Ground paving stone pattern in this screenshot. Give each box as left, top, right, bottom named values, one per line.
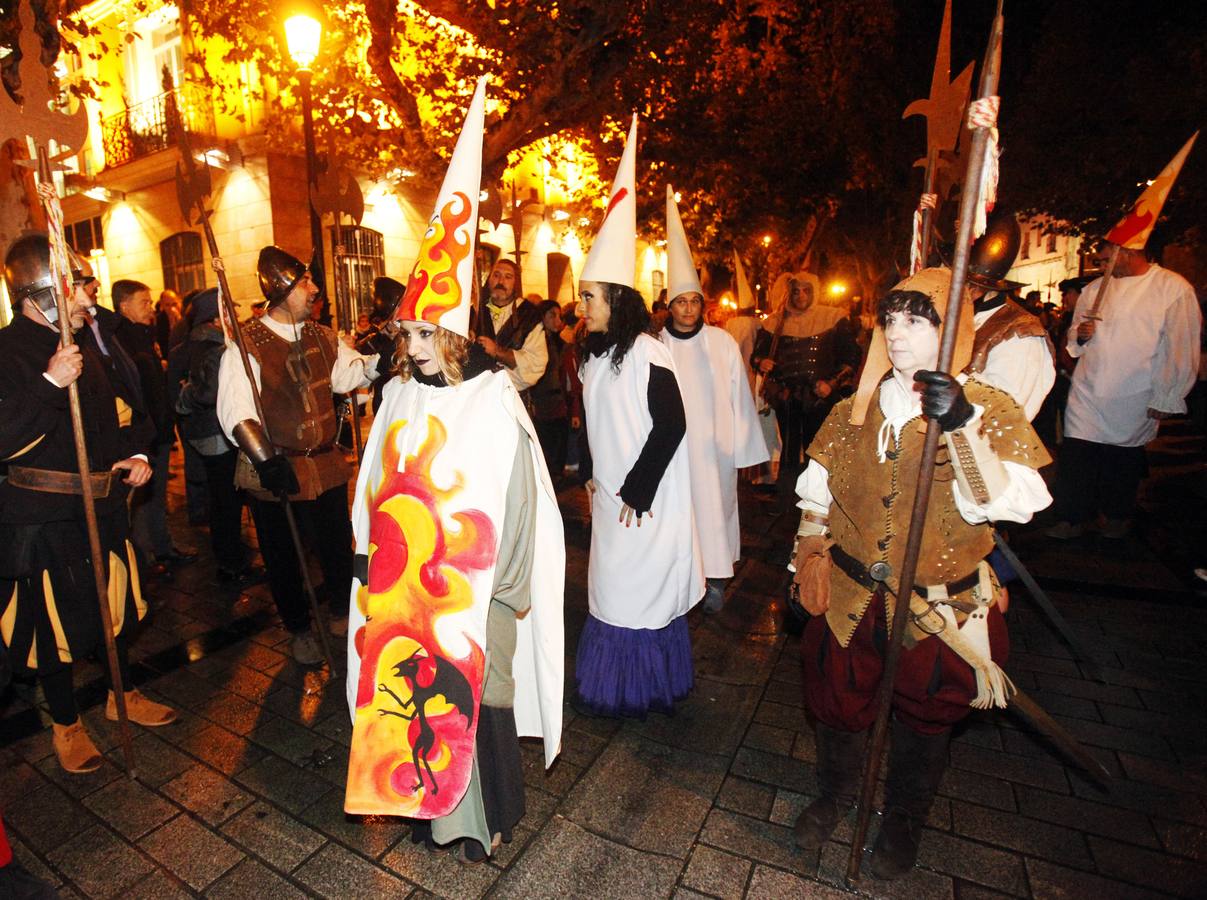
left=3, top=431, right=1207, bottom=898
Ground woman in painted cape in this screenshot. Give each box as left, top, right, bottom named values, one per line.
left=343, top=77, right=564, bottom=863
left=572, top=115, right=705, bottom=718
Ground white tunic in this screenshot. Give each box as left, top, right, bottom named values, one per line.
left=972, top=306, right=1056, bottom=422
left=1065, top=265, right=1201, bottom=447
left=583, top=333, right=704, bottom=628
left=661, top=325, right=770, bottom=578
left=724, top=314, right=760, bottom=394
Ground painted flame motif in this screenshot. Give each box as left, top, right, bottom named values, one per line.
left=345, top=416, right=498, bottom=817
left=396, top=191, right=473, bottom=325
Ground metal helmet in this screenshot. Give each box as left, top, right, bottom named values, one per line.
left=966, top=211, right=1021, bottom=291
left=372, top=276, right=404, bottom=319
left=257, top=245, right=310, bottom=308
left=4, top=232, right=59, bottom=321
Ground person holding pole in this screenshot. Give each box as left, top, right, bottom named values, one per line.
left=218, top=247, right=381, bottom=665
left=789, top=268, right=1051, bottom=878
left=0, top=233, right=177, bottom=774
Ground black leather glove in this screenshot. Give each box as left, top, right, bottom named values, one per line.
left=254, top=454, right=299, bottom=497
left=914, top=370, right=974, bottom=432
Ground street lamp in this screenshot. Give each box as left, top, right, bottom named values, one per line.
left=284, top=7, right=330, bottom=325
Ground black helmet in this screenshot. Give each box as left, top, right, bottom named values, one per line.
left=257, top=245, right=311, bottom=307
left=372, top=276, right=404, bottom=318
left=4, top=233, right=56, bottom=313
left=966, top=211, right=1022, bottom=291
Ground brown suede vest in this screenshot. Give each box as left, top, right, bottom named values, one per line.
left=968, top=299, right=1054, bottom=374
left=239, top=319, right=351, bottom=501
left=808, top=379, right=1050, bottom=647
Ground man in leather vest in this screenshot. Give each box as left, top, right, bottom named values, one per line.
left=475, top=258, right=548, bottom=393
left=962, top=212, right=1055, bottom=422
left=0, top=233, right=176, bottom=774
left=217, top=246, right=381, bottom=665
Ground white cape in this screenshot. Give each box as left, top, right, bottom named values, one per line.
left=346, top=371, right=564, bottom=770
left=661, top=325, right=769, bottom=577
left=583, top=333, right=704, bottom=628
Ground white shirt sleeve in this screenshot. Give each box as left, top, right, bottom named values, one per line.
left=952, top=459, right=1052, bottom=525
left=509, top=324, right=549, bottom=392
left=1148, top=280, right=1202, bottom=414
left=794, top=458, right=833, bottom=518
left=217, top=343, right=262, bottom=441
left=978, top=335, right=1056, bottom=421
left=331, top=339, right=379, bottom=394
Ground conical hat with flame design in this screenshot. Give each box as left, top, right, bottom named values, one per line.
left=394, top=76, right=488, bottom=338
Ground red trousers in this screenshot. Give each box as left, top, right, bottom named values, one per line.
left=802, top=593, right=1009, bottom=735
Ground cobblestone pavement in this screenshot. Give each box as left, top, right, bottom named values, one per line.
left=3, top=425, right=1207, bottom=899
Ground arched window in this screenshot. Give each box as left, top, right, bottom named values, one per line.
left=160, top=232, right=205, bottom=295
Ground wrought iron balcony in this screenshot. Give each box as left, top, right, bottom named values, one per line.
left=101, top=83, right=215, bottom=170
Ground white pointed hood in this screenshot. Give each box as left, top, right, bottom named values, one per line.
left=580, top=114, right=637, bottom=288
left=665, top=184, right=702, bottom=301
left=732, top=250, right=755, bottom=310
left=395, top=76, right=487, bottom=338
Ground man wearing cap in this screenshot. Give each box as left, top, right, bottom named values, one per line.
left=475, top=258, right=548, bottom=394
left=752, top=271, right=861, bottom=503
left=789, top=268, right=1051, bottom=878
left=0, top=233, right=176, bottom=774
left=962, top=213, right=1055, bottom=422
left=217, top=246, right=381, bottom=665
left=1047, top=242, right=1200, bottom=540
left=660, top=187, right=768, bottom=612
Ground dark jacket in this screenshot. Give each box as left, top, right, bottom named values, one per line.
left=114, top=317, right=173, bottom=447
left=171, top=321, right=227, bottom=442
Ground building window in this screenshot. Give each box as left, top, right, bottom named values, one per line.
left=1019, top=226, right=1030, bottom=260
left=652, top=269, right=666, bottom=302
left=1046, top=231, right=1058, bottom=254
left=331, top=225, right=385, bottom=318
left=66, top=216, right=104, bottom=256
left=160, top=232, right=206, bottom=295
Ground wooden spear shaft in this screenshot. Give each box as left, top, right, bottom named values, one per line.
left=37, top=146, right=137, bottom=778
left=845, top=1, right=1005, bottom=885
left=1083, top=243, right=1120, bottom=322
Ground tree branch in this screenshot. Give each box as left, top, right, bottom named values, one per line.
left=364, top=0, right=433, bottom=168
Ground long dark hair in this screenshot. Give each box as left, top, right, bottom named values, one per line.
left=580, top=282, right=651, bottom=372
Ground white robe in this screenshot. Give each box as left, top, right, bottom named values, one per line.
left=345, top=371, right=565, bottom=773
left=972, top=306, right=1056, bottom=422
left=583, top=333, right=704, bottom=628
left=1065, top=265, right=1201, bottom=447
left=661, top=325, right=769, bottom=578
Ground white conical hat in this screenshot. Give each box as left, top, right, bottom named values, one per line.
left=732, top=250, right=755, bottom=310
left=665, top=184, right=703, bottom=301
left=395, top=75, right=487, bottom=338
left=580, top=114, right=637, bottom=288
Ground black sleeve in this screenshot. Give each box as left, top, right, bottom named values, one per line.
left=834, top=319, right=862, bottom=369
left=751, top=327, right=773, bottom=367
left=618, top=364, right=686, bottom=514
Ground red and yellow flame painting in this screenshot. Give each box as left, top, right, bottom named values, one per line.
left=395, top=191, right=473, bottom=327
left=345, top=416, right=498, bottom=817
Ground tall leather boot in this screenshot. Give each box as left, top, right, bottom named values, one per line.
left=793, top=723, right=868, bottom=850
left=869, top=716, right=951, bottom=880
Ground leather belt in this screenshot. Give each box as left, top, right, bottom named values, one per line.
left=830, top=543, right=979, bottom=609
left=7, top=466, right=117, bottom=499
left=282, top=442, right=336, bottom=458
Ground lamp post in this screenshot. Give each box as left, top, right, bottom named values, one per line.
left=284, top=10, right=331, bottom=325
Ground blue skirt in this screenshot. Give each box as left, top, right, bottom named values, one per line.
left=574, top=613, right=693, bottom=718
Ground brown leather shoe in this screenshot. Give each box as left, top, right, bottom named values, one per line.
left=53, top=720, right=103, bottom=774
left=106, top=690, right=177, bottom=727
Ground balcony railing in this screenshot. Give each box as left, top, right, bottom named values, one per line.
left=101, top=83, right=215, bottom=170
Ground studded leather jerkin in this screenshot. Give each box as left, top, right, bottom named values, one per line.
left=806, top=378, right=1050, bottom=647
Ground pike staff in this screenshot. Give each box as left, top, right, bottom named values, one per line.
left=846, top=3, right=1005, bottom=883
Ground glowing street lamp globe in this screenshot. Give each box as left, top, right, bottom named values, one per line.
left=284, top=12, right=322, bottom=70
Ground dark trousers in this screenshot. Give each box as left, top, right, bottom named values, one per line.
left=200, top=449, right=246, bottom=573
left=130, top=441, right=174, bottom=559
left=534, top=417, right=569, bottom=481
left=803, top=598, right=1009, bottom=736
left=249, top=484, right=353, bottom=633
left=181, top=436, right=209, bottom=523
left=41, top=635, right=130, bottom=726
left=1052, top=436, right=1147, bottom=524
left=775, top=397, right=830, bottom=501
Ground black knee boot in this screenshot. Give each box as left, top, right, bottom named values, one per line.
left=869, top=717, right=951, bottom=879
left=794, top=723, right=867, bottom=850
